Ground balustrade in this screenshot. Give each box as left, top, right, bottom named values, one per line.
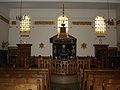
left=25, top=56, right=93, bottom=75
left=77, top=56, right=92, bottom=72
left=50, top=59, right=77, bottom=75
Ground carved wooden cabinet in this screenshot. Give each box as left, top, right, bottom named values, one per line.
left=52, top=41, right=76, bottom=60
left=8, top=47, right=18, bottom=67
left=17, top=44, right=32, bottom=67
left=93, top=44, right=109, bottom=68
left=50, top=24, right=77, bottom=60
left=108, top=47, right=117, bottom=57
left=50, top=34, right=76, bottom=60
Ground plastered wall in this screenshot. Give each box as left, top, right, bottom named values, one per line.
left=9, top=9, right=117, bottom=56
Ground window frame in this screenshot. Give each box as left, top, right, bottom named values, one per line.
left=95, top=16, right=106, bottom=33
left=57, top=15, right=68, bottom=33
left=20, top=15, right=31, bottom=33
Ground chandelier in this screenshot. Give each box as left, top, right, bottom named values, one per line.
left=16, top=0, right=25, bottom=21
left=106, top=0, right=114, bottom=26
left=57, top=4, right=69, bottom=34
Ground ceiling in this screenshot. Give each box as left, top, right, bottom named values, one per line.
left=0, top=0, right=120, bottom=9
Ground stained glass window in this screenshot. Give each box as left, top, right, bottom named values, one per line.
left=95, top=16, right=106, bottom=33
left=20, top=15, right=31, bottom=33
left=57, top=15, right=68, bottom=33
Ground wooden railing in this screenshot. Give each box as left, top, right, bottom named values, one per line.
left=25, top=56, right=93, bottom=75
left=35, top=56, right=50, bottom=68
left=77, top=56, right=92, bottom=72
left=25, top=56, right=51, bottom=69
left=50, top=59, right=77, bottom=75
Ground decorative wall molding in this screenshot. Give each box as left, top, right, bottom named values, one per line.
left=20, top=35, right=29, bottom=37
left=97, top=36, right=106, bottom=38
left=0, top=15, right=9, bottom=24
left=11, top=21, right=17, bottom=25
left=72, top=21, right=92, bottom=25
left=34, top=21, right=54, bottom=25
left=20, top=30, right=30, bottom=33
left=116, top=20, right=120, bottom=25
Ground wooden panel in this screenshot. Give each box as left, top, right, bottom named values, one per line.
left=93, top=44, right=109, bottom=68
left=34, top=21, right=54, bottom=25
left=0, top=50, right=8, bottom=67
left=8, top=47, right=18, bottom=67
left=50, top=59, right=77, bottom=75
left=17, top=44, right=32, bottom=67
left=72, top=21, right=92, bottom=25
left=0, top=15, right=9, bottom=24
left=97, top=36, right=106, bottom=38
left=20, top=35, right=29, bottom=37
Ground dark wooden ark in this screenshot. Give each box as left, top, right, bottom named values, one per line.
left=50, top=24, right=77, bottom=60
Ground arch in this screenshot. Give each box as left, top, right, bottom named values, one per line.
left=57, top=15, right=68, bottom=33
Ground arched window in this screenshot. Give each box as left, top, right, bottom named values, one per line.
left=57, top=15, right=68, bottom=33
left=20, top=15, right=31, bottom=33
left=95, top=16, right=106, bottom=33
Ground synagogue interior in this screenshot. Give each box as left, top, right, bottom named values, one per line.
left=0, top=0, right=120, bottom=90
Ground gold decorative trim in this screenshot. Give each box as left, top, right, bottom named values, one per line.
left=116, top=20, right=120, bottom=25
left=72, top=21, right=92, bottom=25
left=108, top=47, right=117, bottom=50
left=20, top=31, right=30, bottom=33
left=0, top=15, right=9, bottom=24
left=20, top=35, right=29, bottom=37
left=97, top=36, right=106, bottom=38
left=34, top=21, right=54, bottom=25
left=11, top=21, right=16, bottom=25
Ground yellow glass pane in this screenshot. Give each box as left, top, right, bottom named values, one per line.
left=20, top=15, right=31, bottom=33
left=57, top=15, right=68, bottom=33
left=95, top=16, right=106, bottom=33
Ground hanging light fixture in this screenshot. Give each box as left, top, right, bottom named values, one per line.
left=16, top=0, right=25, bottom=21
left=95, top=0, right=114, bottom=34
left=106, top=0, right=114, bottom=26
left=57, top=4, right=69, bottom=34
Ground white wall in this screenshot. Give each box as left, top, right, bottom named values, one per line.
left=9, top=9, right=117, bottom=56
left=116, top=8, right=120, bottom=50
left=0, top=8, right=9, bottom=49
left=116, top=8, right=120, bottom=43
